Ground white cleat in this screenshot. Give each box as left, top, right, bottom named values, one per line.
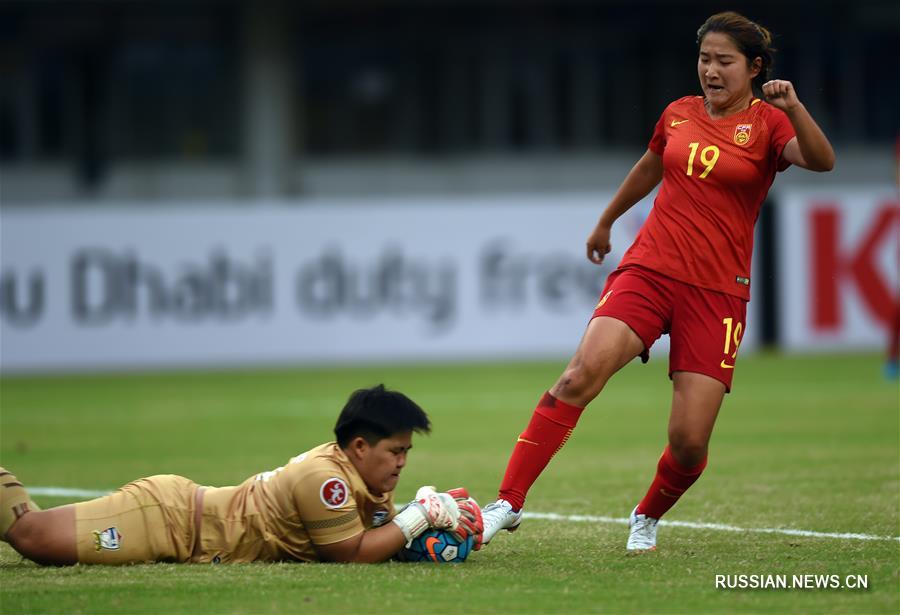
left=626, top=506, right=658, bottom=552
left=481, top=499, right=523, bottom=546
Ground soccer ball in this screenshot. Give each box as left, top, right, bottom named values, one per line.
left=397, top=529, right=474, bottom=563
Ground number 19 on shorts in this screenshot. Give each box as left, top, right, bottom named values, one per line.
left=721, top=317, right=743, bottom=369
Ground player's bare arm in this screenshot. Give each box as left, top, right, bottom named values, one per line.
left=315, top=522, right=407, bottom=563
left=763, top=79, right=835, bottom=172
left=587, top=149, right=663, bottom=264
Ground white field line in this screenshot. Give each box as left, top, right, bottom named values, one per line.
left=30, top=487, right=113, bottom=498
left=523, top=512, right=900, bottom=543
left=31, top=486, right=899, bottom=543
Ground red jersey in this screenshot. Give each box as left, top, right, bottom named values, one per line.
left=618, top=96, right=796, bottom=300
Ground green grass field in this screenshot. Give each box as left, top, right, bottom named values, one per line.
left=1, top=353, right=898, bottom=613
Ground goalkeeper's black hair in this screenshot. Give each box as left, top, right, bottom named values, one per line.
left=334, top=384, right=431, bottom=448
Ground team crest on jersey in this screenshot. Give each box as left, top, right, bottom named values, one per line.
left=733, top=124, right=752, bottom=145
left=320, top=477, right=350, bottom=508
left=93, top=526, right=122, bottom=551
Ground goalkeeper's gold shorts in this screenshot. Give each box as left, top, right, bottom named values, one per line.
left=74, top=475, right=199, bottom=564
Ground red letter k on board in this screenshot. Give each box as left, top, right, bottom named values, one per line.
left=811, top=203, right=900, bottom=330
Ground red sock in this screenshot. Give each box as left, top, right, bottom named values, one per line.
left=498, top=392, right=584, bottom=510
left=636, top=445, right=707, bottom=519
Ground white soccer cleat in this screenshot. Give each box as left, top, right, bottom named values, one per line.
left=626, top=506, right=658, bottom=552
left=481, top=499, right=523, bottom=546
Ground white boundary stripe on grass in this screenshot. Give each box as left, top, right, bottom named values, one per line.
left=524, top=512, right=900, bottom=543
left=30, top=487, right=112, bottom=498
left=29, top=487, right=899, bottom=543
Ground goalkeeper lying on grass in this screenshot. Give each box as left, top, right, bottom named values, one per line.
left=1, top=385, right=482, bottom=565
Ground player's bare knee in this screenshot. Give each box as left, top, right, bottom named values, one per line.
left=668, top=439, right=707, bottom=467
left=13, top=535, right=74, bottom=566
left=552, top=365, right=607, bottom=404
left=6, top=511, right=75, bottom=566
left=6, top=514, right=41, bottom=559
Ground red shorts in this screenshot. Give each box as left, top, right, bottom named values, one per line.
left=592, top=265, right=748, bottom=392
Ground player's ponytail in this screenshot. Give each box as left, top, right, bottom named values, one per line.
left=697, top=11, right=777, bottom=93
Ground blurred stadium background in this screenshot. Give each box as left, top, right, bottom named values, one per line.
left=0, top=0, right=898, bottom=372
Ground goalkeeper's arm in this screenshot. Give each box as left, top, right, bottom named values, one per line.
left=314, top=522, right=409, bottom=564
left=314, top=486, right=460, bottom=563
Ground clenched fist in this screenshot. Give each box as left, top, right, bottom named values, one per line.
left=762, top=79, right=801, bottom=113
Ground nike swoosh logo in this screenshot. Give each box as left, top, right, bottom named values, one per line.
left=516, top=437, right=539, bottom=446
left=659, top=488, right=680, bottom=498
left=670, top=119, right=690, bottom=127
left=425, top=536, right=441, bottom=562
left=720, top=361, right=735, bottom=369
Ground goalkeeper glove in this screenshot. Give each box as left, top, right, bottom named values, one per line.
left=446, top=487, right=484, bottom=550
left=391, top=485, right=461, bottom=542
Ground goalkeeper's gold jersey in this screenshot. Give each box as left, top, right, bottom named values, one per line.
left=196, top=442, right=395, bottom=563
